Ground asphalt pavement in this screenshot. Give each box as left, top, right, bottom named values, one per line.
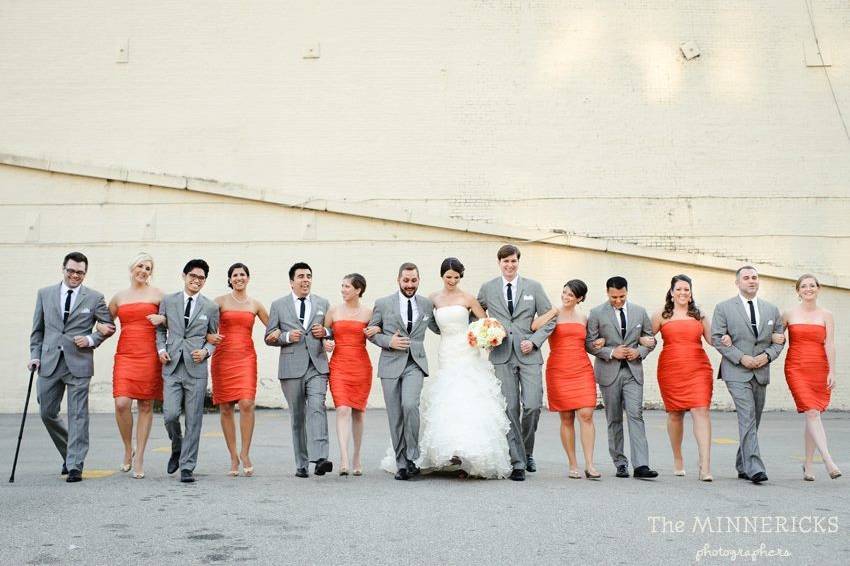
left=1, top=409, right=849, bottom=565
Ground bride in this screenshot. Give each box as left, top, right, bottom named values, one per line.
left=383, top=257, right=512, bottom=479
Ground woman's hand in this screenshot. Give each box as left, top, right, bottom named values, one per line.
left=324, top=340, right=335, bottom=354
left=720, top=334, right=732, bottom=347
left=771, top=332, right=786, bottom=345
left=363, top=326, right=381, bottom=337
left=206, top=333, right=224, bottom=345
left=639, top=336, right=656, bottom=348
left=591, top=338, right=605, bottom=350
left=146, top=314, right=166, bottom=327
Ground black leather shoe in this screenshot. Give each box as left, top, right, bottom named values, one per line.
left=406, top=461, right=421, bottom=476
left=509, top=469, right=526, bottom=481
left=737, top=472, right=750, bottom=480
left=394, top=468, right=410, bottom=481
left=61, top=463, right=69, bottom=476
left=167, top=451, right=180, bottom=475
left=526, top=456, right=537, bottom=473
left=180, top=469, right=195, bottom=483
left=633, top=466, right=658, bottom=479
left=314, top=458, right=333, bottom=476
left=615, top=465, right=629, bottom=478
left=750, top=472, right=768, bottom=484
left=66, top=469, right=82, bottom=483
left=295, top=468, right=309, bottom=478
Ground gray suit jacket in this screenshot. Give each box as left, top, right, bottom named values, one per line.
left=476, top=276, right=555, bottom=365
left=586, top=301, right=655, bottom=386
left=156, top=292, right=219, bottom=379
left=265, top=294, right=330, bottom=379
left=29, top=283, right=113, bottom=378
left=710, top=296, right=785, bottom=385
left=368, top=293, right=436, bottom=379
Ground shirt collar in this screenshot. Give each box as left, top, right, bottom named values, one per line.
left=502, top=275, right=519, bottom=288
left=739, top=294, right=758, bottom=305
left=183, top=291, right=201, bottom=303
left=292, top=292, right=310, bottom=303
left=60, top=283, right=79, bottom=296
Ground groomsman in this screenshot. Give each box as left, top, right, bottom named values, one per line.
left=368, top=262, right=437, bottom=480
left=711, top=266, right=784, bottom=483
left=265, top=262, right=333, bottom=478
left=157, top=259, right=220, bottom=483
left=586, top=276, right=658, bottom=479
left=28, top=252, right=115, bottom=482
left=477, top=245, right=555, bottom=481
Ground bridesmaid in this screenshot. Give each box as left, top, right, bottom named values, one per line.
left=323, top=274, right=377, bottom=476
left=108, top=253, right=165, bottom=479
left=783, top=274, right=841, bottom=481
left=208, top=263, right=269, bottom=477
left=649, top=274, right=714, bottom=481
left=533, top=280, right=601, bottom=480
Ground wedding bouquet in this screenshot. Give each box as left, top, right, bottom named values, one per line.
left=467, top=318, right=507, bottom=350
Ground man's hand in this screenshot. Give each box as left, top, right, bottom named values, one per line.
left=363, top=326, right=380, bottom=338
left=753, top=353, right=769, bottom=368
left=288, top=329, right=303, bottom=343
left=639, top=336, right=656, bottom=348
left=206, top=333, right=224, bottom=345
left=191, top=349, right=208, bottom=363
left=624, top=348, right=641, bottom=361
left=827, top=372, right=835, bottom=390
left=520, top=340, right=534, bottom=355
left=390, top=332, right=411, bottom=350
left=265, top=329, right=282, bottom=345
left=323, top=339, right=335, bottom=354
left=310, top=324, right=326, bottom=338
left=73, top=336, right=91, bottom=348
left=27, top=359, right=40, bottom=371
left=611, top=345, right=630, bottom=360
left=771, top=332, right=785, bottom=345
left=740, top=355, right=757, bottom=369
left=159, top=351, right=171, bottom=364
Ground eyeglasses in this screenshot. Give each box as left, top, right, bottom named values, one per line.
left=64, top=268, right=86, bottom=277
left=186, top=273, right=207, bottom=282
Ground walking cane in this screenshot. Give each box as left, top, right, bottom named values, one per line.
left=9, top=368, right=36, bottom=483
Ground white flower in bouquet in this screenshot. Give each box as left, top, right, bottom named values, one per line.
left=467, top=318, right=507, bottom=350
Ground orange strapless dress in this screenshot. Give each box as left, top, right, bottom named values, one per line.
left=545, top=323, right=597, bottom=411
left=113, top=303, right=162, bottom=400
left=785, top=324, right=830, bottom=412
left=329, top=320, right=373, bottom=411
left=657, top=319, right=713, bottom=411
left=211, top=310, right=257, bottom=404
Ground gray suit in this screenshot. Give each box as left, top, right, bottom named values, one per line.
left=265, top=294, right=331, bottom=469
left=156, top=291, right=219, bottom=472
left=477, top=276, right=554, bottom=469
left=586, top=301, right=655, bottom=469
left=711, top=296, right=784, bottom=477
left=29, top=283, right=113, bottom=471
left=368, top=293, right=436, bottom=470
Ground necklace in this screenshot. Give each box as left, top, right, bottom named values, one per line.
left=230, top=292, right=250, bottom=305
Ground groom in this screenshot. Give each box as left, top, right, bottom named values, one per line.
left=477, top=244, right=555, bottom=481
left=368, top=262, right=437, bottom=480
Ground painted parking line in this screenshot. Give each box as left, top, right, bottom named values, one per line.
left=712, top=437, right=738, bottom=445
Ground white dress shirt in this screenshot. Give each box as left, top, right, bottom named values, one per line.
left=183, top=292, right=200, bottom=321
left=502, top=275, right=520, bottom=307
left=60, top=283, right=81, bottom=318
left=738, top=295, right=760, bottom=329
left=398, top=290, right=419, bottom=328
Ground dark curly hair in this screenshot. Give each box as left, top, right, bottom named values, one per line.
left=661, top=274, right=703, bottom=320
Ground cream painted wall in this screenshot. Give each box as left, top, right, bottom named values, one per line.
left=2, top=165, right=848, bottom=413
left=0, top=1, right=848, bottom=281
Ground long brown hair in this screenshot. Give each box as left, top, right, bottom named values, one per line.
left=662, top=274, right=703, bottom=320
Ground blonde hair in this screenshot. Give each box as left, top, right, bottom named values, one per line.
left=128, top=252, right=155, bottom=284
left=795, top=273, right=819, bottom=291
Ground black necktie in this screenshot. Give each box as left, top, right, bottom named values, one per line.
left=407, top=299, right=413, bottom=333
left=63, top=289, right=73, bottom=324
left=298, top=297, right=306, bottom=327
left=618, top=308, right=626, bottom=338
left=506, top=283, right=514, bottom=316
left=184, top=297, right=193, bottom=328
left=747, top=300, right=757, bottom=336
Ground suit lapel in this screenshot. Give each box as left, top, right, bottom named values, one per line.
left=411, top=295, right=427, bottom=334
left=607, top=303, right=622, bottom=340
left=188, top=294, right=206, bottom=328
left=756, top=300, right=770, bottom=337
left=733, top=298, right=756, bottom=336
left=49, top=283, right=62, bottom=323
left=282, top=296, right=299, bottom=327
left=67, top=285, right=88, bottom=320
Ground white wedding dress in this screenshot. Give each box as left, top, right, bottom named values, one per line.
left=381, top=305, right=512, bottom=479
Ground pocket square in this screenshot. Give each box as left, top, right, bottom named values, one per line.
left=635, top=324, right=641, bottom=328
left=523, top=295, right=533, bottom=300
left=315, top=311, right=324, bottom=316
left=768, top=320, right=774, bottom=326
left=81, top=308, right=91, bottom=314
left=423, top=316, right=430, bottom=321
left=199, top=314, right=208, bottom=320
